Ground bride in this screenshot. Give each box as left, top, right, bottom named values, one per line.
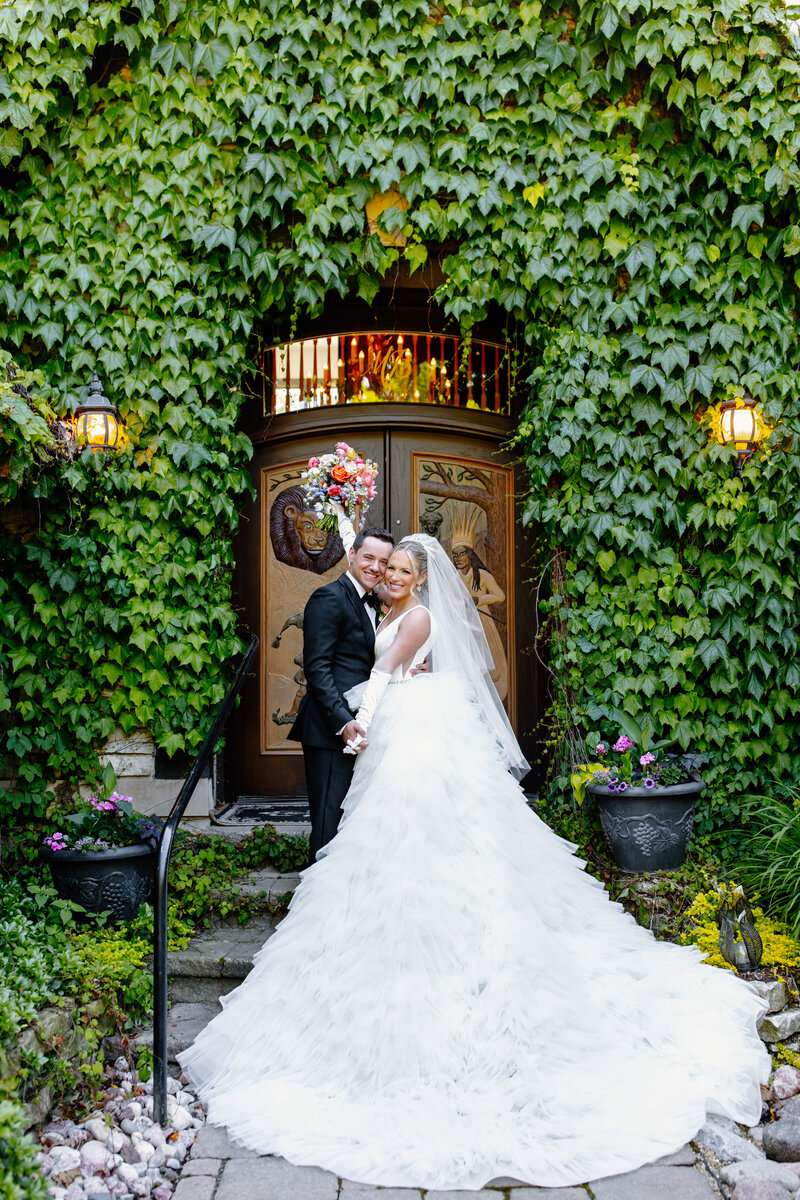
left=178, top=523, right=769, bottom=1191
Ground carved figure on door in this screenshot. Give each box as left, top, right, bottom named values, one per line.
left=269, top=486, right=344, bottom=575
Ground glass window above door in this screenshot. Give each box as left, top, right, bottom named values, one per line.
left=263, top=331, right=512, bottom=416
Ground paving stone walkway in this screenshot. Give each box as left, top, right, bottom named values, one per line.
left=173, top=1126, right=719, bottom=1200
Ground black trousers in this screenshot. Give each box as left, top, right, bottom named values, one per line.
left=302, top=744, right=356, bottom=864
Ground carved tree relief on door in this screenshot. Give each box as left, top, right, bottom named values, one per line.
left=411, top=454, right=515, bottom=721
left=262, top=463, right=346, bottom=752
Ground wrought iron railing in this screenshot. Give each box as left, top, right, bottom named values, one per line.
left=152, top=632, right=259, bottom=1125
left=261, top=331, right=512, bottom=416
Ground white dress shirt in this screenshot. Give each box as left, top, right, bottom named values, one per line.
left=344, top=570, right=377, bottom=629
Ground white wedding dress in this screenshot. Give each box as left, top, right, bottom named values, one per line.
left=179, top=603, right=769, bottom=1191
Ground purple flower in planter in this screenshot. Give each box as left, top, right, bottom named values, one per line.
left=644, top=776, right=656, bottom=789
left=44, top=832, right=68, bottom=851
left=616, top=780, right=628, bottom=792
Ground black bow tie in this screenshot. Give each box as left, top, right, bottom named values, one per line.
left=361, top=591, right=382, bottom=613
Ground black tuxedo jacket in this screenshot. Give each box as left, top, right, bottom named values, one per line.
left=288, top=573, right=376, bottom=751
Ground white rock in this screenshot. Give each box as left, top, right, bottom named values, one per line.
left=761, top=1010, right=800, bottom=1043
left=132, top=1138, right=154, bottom=1162
left=144, top=1125, right=166, bottom=1147
left=169, top=1106, right=193, bottom=1132
left=117, top=1163, right=139, bottom=1184
left=80, top=1139, right=112, bottom=1171
left=748, top=979, right=790, bottom=1014
left=773, top=1065, right=800, bottom=1100
left=64, top=1183, right=86, bottom=1200
left=695, top=1114, right=764, bottom=1163
left=121, top=1101, right=142, bottom=1121
left=106, top=1130, right=129, bottom=1154
left=80, top=1117, right=110, bottom=1143
left=166, top=1078, right=180, bottom=1096
left=174, top=1090, right=194, bottom=1107
left=130, top=1179, right=153, bottom=1197
left=49, top=1146, right=82, bottom=1173
left=114, top=1057, right=129, bottom=1072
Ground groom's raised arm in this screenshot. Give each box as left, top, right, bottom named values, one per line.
left=303, top=588, right=354, bottom=735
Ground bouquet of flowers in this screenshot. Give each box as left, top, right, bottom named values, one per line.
left=302, top=442, right=378, bottom=534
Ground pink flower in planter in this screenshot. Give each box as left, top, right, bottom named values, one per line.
left=640, top=752, right=656, bottom=766
left=612, top=735, right=634, bottom=752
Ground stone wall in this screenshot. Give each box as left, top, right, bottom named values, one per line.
left=7, top=999, right=114, bottom=1128
left=98, top=730, right=211, bottom=820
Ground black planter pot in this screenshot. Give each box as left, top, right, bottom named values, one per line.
left=42, top=842, right=155, bottom=922
left=586, top=778, right=705, bottom=873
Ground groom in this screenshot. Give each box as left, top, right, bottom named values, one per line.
left=289, top=525, right=395, bottom=862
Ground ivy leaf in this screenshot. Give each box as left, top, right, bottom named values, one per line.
left=404, top=243, right=428, bottom=273
left=625, top=240, right=656, bottom=277
left=0, top=127, right=22, bottom=165
left=731, top=202, right=764, bottom=233
left=685, top=363, right=714, bottom=398
left=151, top=40, right=190, bottom=74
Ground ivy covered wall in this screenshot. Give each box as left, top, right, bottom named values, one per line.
left=0, top=0, right=798, bottom=833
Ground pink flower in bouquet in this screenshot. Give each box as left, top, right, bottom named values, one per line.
left=302, top=443, right=380, bottom=533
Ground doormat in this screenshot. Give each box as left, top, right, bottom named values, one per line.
left=212, top=797, right=311, bottom=826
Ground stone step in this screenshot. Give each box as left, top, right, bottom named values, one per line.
left=132, top=1002, right=220, bottom=1063
left=168, top=920, right=278, bottom=1003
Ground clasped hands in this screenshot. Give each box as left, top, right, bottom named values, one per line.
left=342, top=719, right=368, bottom=756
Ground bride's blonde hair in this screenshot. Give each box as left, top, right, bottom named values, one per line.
left=396, top=538, right=429, bottom=599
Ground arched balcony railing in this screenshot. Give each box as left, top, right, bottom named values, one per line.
left=261, top=331, right=512, bottom=416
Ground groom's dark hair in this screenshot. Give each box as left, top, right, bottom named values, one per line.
left=352, top=526, right=394, bottom=553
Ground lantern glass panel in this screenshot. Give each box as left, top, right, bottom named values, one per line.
left=77, top=411, right=119, bottom=450
left=730, top=408, right=757, bottom=444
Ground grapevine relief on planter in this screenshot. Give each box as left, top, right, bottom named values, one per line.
left=599, top=805, right=695, bottom=857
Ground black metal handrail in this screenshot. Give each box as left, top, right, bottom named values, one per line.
left=152, top=632, right=259, bottom=1125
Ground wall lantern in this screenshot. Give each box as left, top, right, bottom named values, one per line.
left=711, top=394, right=771, bottom=472
left=74, top=370, right=122, bottom=451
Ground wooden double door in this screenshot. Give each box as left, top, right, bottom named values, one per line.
left=229, top=405, right=541, bottom=800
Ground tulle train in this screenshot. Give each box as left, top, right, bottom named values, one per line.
left=179, top=674, right=770, bottom=1190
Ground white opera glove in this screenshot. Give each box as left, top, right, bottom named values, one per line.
left=343, top=668, right=391, bottom=754
left=332, top=501, right=356, bottom=553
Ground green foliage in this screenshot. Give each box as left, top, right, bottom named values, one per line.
left=676, top=884, right=800, bottom=975
left=168, top=823, right=308, bottom=927
left=0, top=1100, right=48, bottom=1200
left=738, top=782, right=800, bottom=936
left=0, top=353, right=62, bottom=502
left=0, top=0, right=797, bottom=829
left=0, top=882, right=74, bottom=1062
